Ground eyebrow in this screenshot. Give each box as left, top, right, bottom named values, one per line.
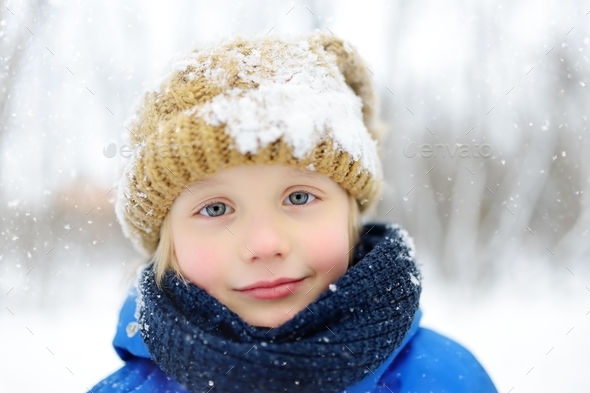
left=185, top=167, right=331, bottom=193
left=189, top=175, right=221, bottom=188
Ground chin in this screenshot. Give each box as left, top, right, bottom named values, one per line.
left=242, top=311, right=295, bottom=329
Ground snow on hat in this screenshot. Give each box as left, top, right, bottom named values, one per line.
left=115, top=30, right=386, bottom=257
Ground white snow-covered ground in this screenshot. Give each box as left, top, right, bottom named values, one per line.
left=1, top=264, right=128, bottom=393
left=1, top=258, right=588, bottom=393
left=419, top=260, right=590, bottom=393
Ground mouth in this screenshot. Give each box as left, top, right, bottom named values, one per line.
left=235, top=277, right=306, bottom=300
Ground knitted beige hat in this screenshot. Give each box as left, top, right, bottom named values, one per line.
left=115, top=30, right=386, bottom=257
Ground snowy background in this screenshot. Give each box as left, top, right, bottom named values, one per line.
left=1, top=0, right=589, bottom=392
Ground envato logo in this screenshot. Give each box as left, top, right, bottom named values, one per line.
left=102, top=142, right=194, bottom=159
left=403, top=142, right=493, bottom=158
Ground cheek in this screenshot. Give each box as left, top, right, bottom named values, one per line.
left=174, top=234, right=226, bottom=292
left=302, top=224, right=350, bottom=274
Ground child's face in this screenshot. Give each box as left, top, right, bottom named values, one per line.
left=169, top=164, right=350, bottom=328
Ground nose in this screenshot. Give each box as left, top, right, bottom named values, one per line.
left=240, top=211, right=291, bottom=265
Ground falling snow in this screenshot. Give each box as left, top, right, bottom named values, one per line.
left=2, top=1, right=589, bottom=392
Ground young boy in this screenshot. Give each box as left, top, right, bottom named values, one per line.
left=90, top=31, right=497, bottom=392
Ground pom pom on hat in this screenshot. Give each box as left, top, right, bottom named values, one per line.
left=115, top=30, right=387, bottom=257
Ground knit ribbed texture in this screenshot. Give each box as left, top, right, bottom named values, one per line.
left=115, top=31, right=386, bottom=257
left=137, top=222, right=421, bottom=393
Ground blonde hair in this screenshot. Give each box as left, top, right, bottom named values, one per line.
left=152, top=191, right=362, bottom=287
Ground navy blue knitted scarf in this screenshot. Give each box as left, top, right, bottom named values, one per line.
left=138, top=222, right=421, bottom=393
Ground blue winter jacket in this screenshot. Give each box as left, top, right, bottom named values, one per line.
left=90, top=288, right=497, bottom=393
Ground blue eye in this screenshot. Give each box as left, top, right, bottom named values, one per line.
left=199, top=202, right=231, bottom=217
left=286, top=191, right=316, bottom=205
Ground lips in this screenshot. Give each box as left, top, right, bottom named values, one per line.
left=235, top=277, right=306, bottom=300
